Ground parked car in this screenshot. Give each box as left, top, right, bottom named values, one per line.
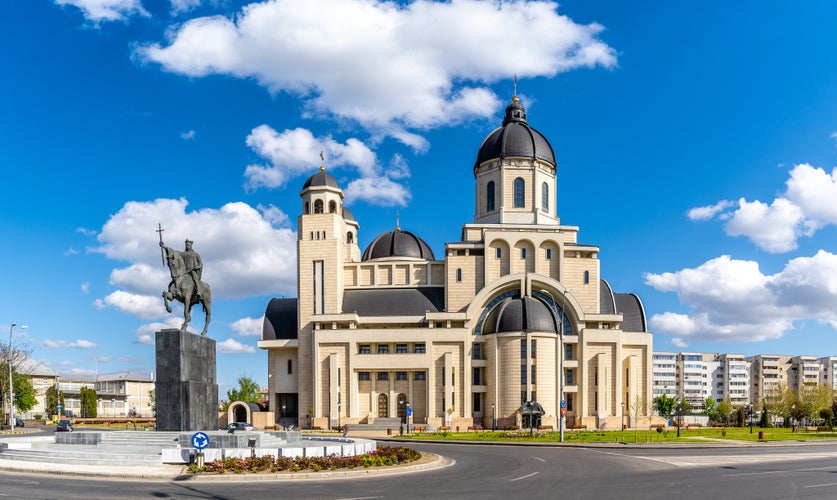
left=14, top=418, right=23, bottom=428
left=220, top=422, right=255, bottom=431
left=56, top=419, right=73, bottom=432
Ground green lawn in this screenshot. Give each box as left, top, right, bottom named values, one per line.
left=395, top=426, right=837, bottom=443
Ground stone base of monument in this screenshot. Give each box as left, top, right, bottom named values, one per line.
left=155, top=329, right=218, bottom=431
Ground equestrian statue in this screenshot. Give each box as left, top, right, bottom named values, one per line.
left=158, top=225, right=212, bottom=335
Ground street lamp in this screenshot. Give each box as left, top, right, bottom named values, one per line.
left=337, top=401, right=341, bottom=432
left=791, top=403, right=795, bottom=432
left=491, top=402, right=496, bottom=431
left=8, top=323, right=27, bottom=432
left=748, top=403, right=754, bottom=434
left=676, top=399, right=681, bottom=438
left=281, top=403, right=286, bottom=430
left=621, top=402, right=625, bottom=432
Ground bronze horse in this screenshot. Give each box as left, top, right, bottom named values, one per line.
left=161, top=243, right=212, bottom=335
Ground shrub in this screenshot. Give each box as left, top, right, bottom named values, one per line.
left=190, top=446, right=420, bottom=474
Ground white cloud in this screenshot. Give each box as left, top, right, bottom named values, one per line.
left=180, top=129, right=196, bottom=140
left=690, top=163, right=837, bottom=253
left=171, top=0, right=202, bottom=15
left=687, top=200, right=733, bottom=221
left=92, top=198, right=297, bottom=306
left=76, top=227, right=97, bottom=236
left=65, top=247, right=79, bottom=256
left=217, top=338, right=256, bottom=354
left=671, top=337, right=688, bottom=349
left=344, top=176, right=411, bottom=207
left=137, top=0, right=616, bottom=143
left=42, top=339, right=98, bottom=349
left=230, top=316, right=263, bottom=337
left=80, top=282, right=90, bottom=294
left=645, top=251, right=837, bottom=343
left=831, top=132, right=837, bottom=147
left=724, top=197, right=805, bottom=253
left=55, top=0, right=149, bottom=23
left=94, top=290, right=162, bottom=319
left=135, top=317, right=183, bottom=344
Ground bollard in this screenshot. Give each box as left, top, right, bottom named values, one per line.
left=758, top=431, right=764, bottom=441
left=197, top=451, right=205, bottom=468
left=387, top=428, right=393, bottom=436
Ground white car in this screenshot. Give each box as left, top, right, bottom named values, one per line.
left=220, top=422, right=256, bottom=431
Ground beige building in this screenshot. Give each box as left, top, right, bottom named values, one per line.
left=259, top=94, right=654, bottom=430
left=747, top=354, right=791, bottom=403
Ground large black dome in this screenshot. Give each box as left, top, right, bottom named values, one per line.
left=482, top=296, right=559, bottom=334
left=362, top=229, right=435, bottom=261
left=302, top=169, right=340, bottom=190
left=474, top=97, right=555, bottom=173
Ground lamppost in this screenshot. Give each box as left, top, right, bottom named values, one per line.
left=791, top=403, right=796, bottom=432
left=676, top=399, right=681, bottom=438
left=337, top=401, right=341, bottom=432
left=748, top=403, right=754, bottom=433
left=559, top=289, right=568, bottom=443
left=491, top=402, right=496, bottom=431
left=281, top=403, right=286, bottom=430
left=406, top=402, right=411, bottom=434
left=8, top=323, right=26, bottom=432
left=621, top=402, right=625, bottom=432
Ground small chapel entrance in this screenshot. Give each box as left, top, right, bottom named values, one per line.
left=378, top=394, right=388, bottom=417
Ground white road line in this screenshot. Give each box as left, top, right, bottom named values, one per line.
left=532, top=456, right=546, bottom=463
left=723, top=465, right=837, bottom=478
left=804, top=482, right=837, bottom=489
left=510, top=472, right=539, bottom=482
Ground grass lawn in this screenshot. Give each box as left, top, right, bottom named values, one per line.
left=396, top=426, right=837, bottom=444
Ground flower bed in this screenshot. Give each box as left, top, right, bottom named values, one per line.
left=187, top=446, right=421, bottom=474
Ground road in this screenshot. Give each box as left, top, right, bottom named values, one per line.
left=1, top=441, right=837, bottom=499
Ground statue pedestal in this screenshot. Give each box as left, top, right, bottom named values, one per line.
left=155, top=329, right=218, bottom=431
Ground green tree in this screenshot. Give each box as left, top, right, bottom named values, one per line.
left=717, top=399, right=732, bottom=425
left=45, top=385, right=65, bottom=417
left=223, top=376, right=261, bottom=411
left=149, top=389, right=156, bottom=416
left=652, top=394, right=676, bottom=420
left=677, top=399, right=692, bottom=416
left=703, top=396, right=717, bottom=422
left=12, top=372, right=37, bottom=413
left=79, top=387, right=97, bottom=418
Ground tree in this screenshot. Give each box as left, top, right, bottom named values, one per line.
left=79, top=387, right=97, bottom=418
left=12, top=372, right=36, bottom=414
left=703, top=396, right=718, bottom=422
left=149, top=389, right=156, bottom=416
left=223, top=376, right=261, bottom=411
left=717, top=399, right=732, bottom=425
left=677, top=399, right=692, bottom=416
left=652, top=394, right=676, bottom=420
left=45, top=385, right=65, bottom=417
left=630, top=394, right=646, bottom=442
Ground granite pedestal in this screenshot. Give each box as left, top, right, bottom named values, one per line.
left=155, top=329, right=218, bottom=431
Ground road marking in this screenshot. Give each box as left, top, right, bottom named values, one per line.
left=510, top=472, right=539, bottom=482
left=804, top=482, right=837, bottom=489
left=723, top=465, right=837, bottom=477
left=532, top=456, right=546, bottom=463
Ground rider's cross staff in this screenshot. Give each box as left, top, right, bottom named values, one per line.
left=156, top=223, right=166, bottom=266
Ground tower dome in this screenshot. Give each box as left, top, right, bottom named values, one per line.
left=474, top=96, right=556, bottom=173
left=361, top=228, right=435, bottom=261
left=302, top=168, right=340, bottom=190
left=482, top=296, right=560, bottom=334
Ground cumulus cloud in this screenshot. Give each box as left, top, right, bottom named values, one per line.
left=81, top=282, right=90, bottom=294
left=688, top=163, right=837, bottom=253
left=136, top=0, right=616, bottom=143
left=171, top=0, right=202, bottom=15
left=230, top=316, right=263, bottom=337
left=42, top=339, right=98, bottom=349
left=671, top=338, right=688, bottom=349
left=243, top=125, right=409, bottom=206
left=180, top=129, right=196, bottom=140
left=90, top=198, right=297, bottom=323
left=217, top=338, right=256, bottom=354
left=55, top=0, right=149, bottom=23
left=135, top=317, right=183, bottom=344
left=687, top=200, right=734, bottom=221
left=645, top=251, right=837, bottom=343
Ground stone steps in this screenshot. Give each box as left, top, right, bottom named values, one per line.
left=0, top=447, right=161, bottom=466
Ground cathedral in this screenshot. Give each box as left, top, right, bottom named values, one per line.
left=259, top=94, right=653, bottom=431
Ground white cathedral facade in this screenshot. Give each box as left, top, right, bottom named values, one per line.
left=258, top=94, right=654, bottom=431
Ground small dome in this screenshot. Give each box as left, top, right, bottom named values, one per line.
left=482, top=296, right=559, bottom=334
left=302, top=169, right=340, bottom=190
left=362, top=228, right=434, bottom=261
left=474, top=97, right=555, bottom=172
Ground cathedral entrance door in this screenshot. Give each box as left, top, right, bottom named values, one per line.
left=378, top=394, right=388, bottom=418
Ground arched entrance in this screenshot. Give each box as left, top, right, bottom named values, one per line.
left=234, top=405, right=247, bottom=423
left=377, top=394, right=388, bottom=418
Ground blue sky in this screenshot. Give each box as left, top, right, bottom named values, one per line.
left=3, top=0, right=837, bottom=395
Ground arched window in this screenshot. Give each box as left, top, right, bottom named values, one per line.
left=542, top=182, right=549, bottom=212
left=329, top=200, right=337, bottom=213
left=583, top=270, right=590, bottom=284
left=487, top=181, right=495, bottom=212
left=347, top=232, right=354, bottom=244
left=287, top=359, right=293, bottom=374
left=513, top=178, right=525, bottom=208
left=314, top=199, right=324, bottom=214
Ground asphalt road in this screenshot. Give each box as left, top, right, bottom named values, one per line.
left=2, top=442, right=837, bottom=499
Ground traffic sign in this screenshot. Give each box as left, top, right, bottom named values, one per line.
left=406, top=407, right=413, bottom=417
left=560, top=400, right=566, bottom=409
left=191, top=431, right=210, bottom=450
